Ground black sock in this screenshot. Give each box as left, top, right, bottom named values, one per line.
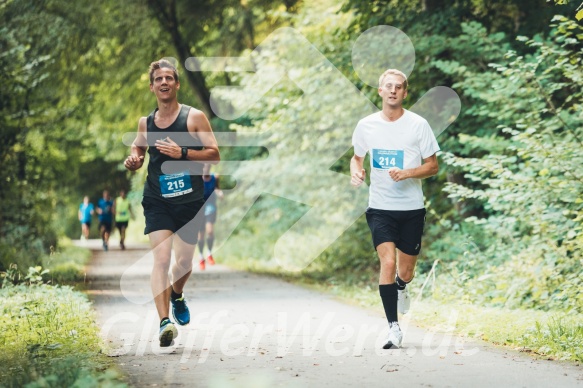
left=379, top=284, right=398, bottom=324
left=160, top=317, right=170, bottom=326
left=207, top=236, right=214, bottom=252
left=197, top=239, right=204, bottom=255
left=395, top=274, right=409, bottom=290
left=170, top=288, right=182, bottom=300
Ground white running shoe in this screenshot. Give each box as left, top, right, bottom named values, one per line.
left=383, top=322, right=403, bottom=349
left=397, top=287, right=411, bottom=314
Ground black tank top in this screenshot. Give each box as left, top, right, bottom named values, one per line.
left=143, top=104, right=204, bottom=204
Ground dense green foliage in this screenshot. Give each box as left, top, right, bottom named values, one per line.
left=0, top=1, right=137, bottom=271
left=436, top=16, right=583, bottom=312
left=0, top=281, right=124, bottom=387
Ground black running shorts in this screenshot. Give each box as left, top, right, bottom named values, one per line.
left=365, top=208, right=426, bottom=256
left=142, top=196, right=205, bottom=245
left=116, top=221, right=129, bottom=230
left=99, top=220, right=112, bottom=233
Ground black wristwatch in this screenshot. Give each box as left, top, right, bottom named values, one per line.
left=181, top=146, right=188, bottom=160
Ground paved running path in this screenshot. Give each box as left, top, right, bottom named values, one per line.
left=81, top=240, right=583, bottom=387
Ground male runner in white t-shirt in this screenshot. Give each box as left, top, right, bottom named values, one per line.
left=350, top=69, right=440, bottom=349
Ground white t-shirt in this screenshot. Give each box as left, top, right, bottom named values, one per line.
left=352, top=110, right=440, bottom=211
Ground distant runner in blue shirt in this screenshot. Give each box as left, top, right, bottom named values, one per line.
left=78, top=196, right=95, bottom=240
left=97, top=190, right=114, bottom=251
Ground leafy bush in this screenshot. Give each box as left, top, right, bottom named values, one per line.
left=433, top=17, right=583, bottom=312
left=0, top=283, right=124, bottom=387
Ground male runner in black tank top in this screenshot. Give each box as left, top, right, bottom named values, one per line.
left=124, top=59, right=220, bottom=347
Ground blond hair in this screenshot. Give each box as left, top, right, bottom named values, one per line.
left=378, top=69, right=408, bottom=90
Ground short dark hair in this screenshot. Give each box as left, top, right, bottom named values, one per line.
left=149, top=59, right=179, bottom=84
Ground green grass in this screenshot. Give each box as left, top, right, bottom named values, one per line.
left=522, top=317, right=583, bottom=361
left=411, top=300, right=583, bottom=361
left=0, top=283, right=126, bottom=387
left=41, top=241, right=92, bottom=284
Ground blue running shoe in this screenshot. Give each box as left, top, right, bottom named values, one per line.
left=171, top=293, right=190, bottom=325
left=159, top=319, right=177, bottom=347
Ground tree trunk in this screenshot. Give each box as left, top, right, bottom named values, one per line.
left=147, top=0, right=214, bottom=117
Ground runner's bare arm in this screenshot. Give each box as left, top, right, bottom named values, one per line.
left=350, top=154, right=366, bottom=187
left=388, top=153, right=438, bottom=182
left=124, top=117, right=147, bottom=171
left=187, top=109, right=220, bottom=164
